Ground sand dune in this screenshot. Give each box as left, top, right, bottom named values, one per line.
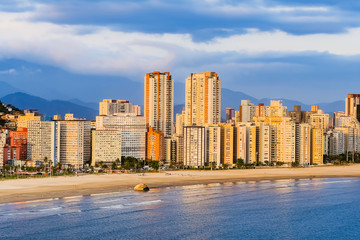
left=1, top=165, right=360, bottom=204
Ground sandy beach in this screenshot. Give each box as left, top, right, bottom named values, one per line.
left=1, top=165, right=360, bottom=204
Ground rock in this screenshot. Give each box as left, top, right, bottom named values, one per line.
left=134, top=183, right=149, bottom=191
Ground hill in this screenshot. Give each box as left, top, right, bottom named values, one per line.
left=1, top=92, right=98, bottom=120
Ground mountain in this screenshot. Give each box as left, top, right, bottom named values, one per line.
left=0, top=59, right=144, bottom=105
left=68, top=98, right=98, bottom=110
left=1, top=92, right=98, bottom=120
left=0, top=59, right=346, bottom=118
left=0, top=81, right=22, bottom=98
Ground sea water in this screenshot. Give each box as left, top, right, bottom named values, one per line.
left=1, top=178, right=360, bottom=239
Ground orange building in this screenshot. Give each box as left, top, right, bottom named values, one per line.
left=146, top=127, right=165, bottom=161
left=3, top=128, right=28, bottom=164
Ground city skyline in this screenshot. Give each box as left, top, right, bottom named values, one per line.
left=1, top=1, right=360, bottom=104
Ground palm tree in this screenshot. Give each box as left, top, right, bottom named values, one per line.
left=43, top=157, right=48, bottom=173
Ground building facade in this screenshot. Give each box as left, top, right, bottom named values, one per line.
left=185, top=72, right=221, bottom=126
left=144, top=72, right=173, bottom=137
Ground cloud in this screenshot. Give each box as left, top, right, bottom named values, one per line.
left=0, top=69, right=17, bottom=75
left=1, top=8, right=360, bottom=78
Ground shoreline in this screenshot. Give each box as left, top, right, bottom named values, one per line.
left=1, top=165, right=360, bottom=204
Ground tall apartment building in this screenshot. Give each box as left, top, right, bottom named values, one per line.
left=17, top=112, right=42, bottom=128
left=295, top=123, right=311, bottom=165
left=144, top=72, right=173, bottom=136
left=3, top=128, right=28, bottom=164
left=345, top=94, right=360, bottom=121
left=56, top=120, right=91, bottom=169
left=325, top=130, right=345, bottom=156
left=220, top=123, right=237, bottom=167
left=172, top=134, right=184, bottom=164
left=183, top=126, right=206, bottom=167
left=289, top=105, right=306, bottom=124
left=236, top=122, right=270, bottom=164
left=96, top=114, right=146, bottom=159
left=268, top=100, right=287, bottom=117
left=256, top=122, right=271, bottom=164
left=254, top=103, right=267, bottom=118
left=206, top=124, right=221, bottom=167
left=92, top=130, right=122, bottom=166
left=146, top=127, right=165, bottom=161
left=311, top=128, right=324, bottom=165
left=239, top=100, right=255, bottom=122
left=27, top=120, right=56, bottom=164
left=175, top=111, right=185, bottom=135
left=0, top=132, right=8, bottom=169
left=254, top=116, right=295, bottom=164
left=309, top=111, right=330, bottom=131
left=185, top=72, right=221, bottom=126
left=335, top=127, right=359, bottom=154
left=99, top=99, right=141, bottom=116
left=236, top=124, right=249, bottom=162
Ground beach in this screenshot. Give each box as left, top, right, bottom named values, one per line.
left=1, top=165, right=360, bottom=204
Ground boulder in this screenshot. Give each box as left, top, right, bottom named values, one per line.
left=134, top=183, right=149, bottom=191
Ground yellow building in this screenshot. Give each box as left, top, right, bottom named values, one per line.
left=185, top=72, right=221, bottom=126
left=56, top=120, right=91, bottom=169
left=220, top=123, right=237, bottom=167
left=206, top=124, right=221, bottom=167
left=254, top=116, right=295, bottom=164
left=17, top=112, right=42, bottom=128
left=311, top=128, right=324, bottom=165
left=92, top=130, right=122, bottom=166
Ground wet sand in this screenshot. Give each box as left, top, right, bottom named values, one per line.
left=1, top=165, right=360, bottom=204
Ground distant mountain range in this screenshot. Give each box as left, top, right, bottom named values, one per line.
left=0, top=92, right=98, bottom=120
left=0, top=58, right=346, bottom=120
left=0, top=88, right=345, bottom=122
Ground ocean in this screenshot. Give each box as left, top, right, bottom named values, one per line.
left=1, top=178, right=360, bottom=239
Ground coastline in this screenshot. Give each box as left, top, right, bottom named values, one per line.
left=1, top=165, right=360, bottom=204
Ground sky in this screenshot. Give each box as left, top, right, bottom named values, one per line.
left=1, top=0, right=360, bottom=104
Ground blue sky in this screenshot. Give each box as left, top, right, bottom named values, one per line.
left=1, top=0, right=360, bottom=104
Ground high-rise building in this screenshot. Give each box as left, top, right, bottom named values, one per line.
left=345, top=94, right=360, bottom=121
left=144, top=72, right=173, bottom=136
left=236, top=123, right=249, bottom=163
left=311, top=128, right=324, bottom=165
left=92, top=130, right=122, bottom=166
left=175, top=110, right=185, bottom=136
left=289, top=105, right=306, bottom=124
left=96, top=114, right=146, bottom=159
left=239, top=100, right=255, bottom=122
left=4, top=128, right=28, bottom=164
left=295, top=123, right=311, bottom=165
left=17, top=112, right=42, bottom=128
left=268, top=100, right=287, bottom=117
left=0, top=132, right=8, bottom=169
left=206, top=124, right=221, bottom=167
left=172, top=134, right=184, bottom=164
left=27, top=120, right=56, bottom=165
left=220, top=123, right=237, bottom=167
left=56, top=120, right=91, bottom=169
left=325, top=130, right=345, bottom=156
left=254, top=116, right=295, bottom=164
left=183, top=126, right=206, bottom=167
left=309, top=111, right=330, bottom=131
left=99, top=99, right=141, bottom=116
left=185, top=72, right=221, bottom=126
left=146, top=126, right=165, bottom=161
